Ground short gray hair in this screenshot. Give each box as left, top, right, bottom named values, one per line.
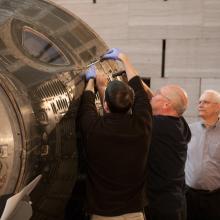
left=202, top=90, right=220, bottom=103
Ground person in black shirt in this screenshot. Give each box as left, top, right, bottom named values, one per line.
left=145, top=85, right=191, bottom=220
left=80, top=48, right=152, bottom=220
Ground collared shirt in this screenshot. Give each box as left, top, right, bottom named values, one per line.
left=185, top=120, right=220, bottom=191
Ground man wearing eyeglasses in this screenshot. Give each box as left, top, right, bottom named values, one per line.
left=145, top=85, right=191, bottom=220
left=185, top=90, right=220, bottom=220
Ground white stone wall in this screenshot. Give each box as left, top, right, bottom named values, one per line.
left=50, top=0, right=220, bottom=123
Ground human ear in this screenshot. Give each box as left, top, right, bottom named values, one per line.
left=104, top=101, right=110, bottom=113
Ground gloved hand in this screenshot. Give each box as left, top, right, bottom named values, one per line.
left=85, top=65, right=96, bottom=81
left=102, top=48, right=121, bottom=60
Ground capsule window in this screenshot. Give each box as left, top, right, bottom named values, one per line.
left=22, top=27, right=69, bottom=65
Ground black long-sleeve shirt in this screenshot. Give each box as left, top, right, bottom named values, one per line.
left=147, top=115, right=191, bottom=212
left=80, top=76, right=152, bottom=216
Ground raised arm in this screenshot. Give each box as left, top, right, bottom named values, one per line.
left=102, top=48, right=154, bottom=98
left=80, top=65, right=98, bottom=134
left=102, top=48, right=152, bottom=118
left=103, top=48, right=137, bottom=81
left=96, top=71, right=108, bottom=107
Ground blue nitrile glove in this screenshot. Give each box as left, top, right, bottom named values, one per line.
left=102, top=48, right=120, bottom=60
left=85, top=65, right=96, bottom=81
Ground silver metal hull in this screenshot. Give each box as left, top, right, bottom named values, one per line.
left=0, top=0, right=119, bottom=219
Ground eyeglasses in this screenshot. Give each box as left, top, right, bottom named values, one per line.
left=154, top=89, right=171, bottom=101
left=198, top=100, right=218, bottom=105
left=154, top=89, right=181, bottom=114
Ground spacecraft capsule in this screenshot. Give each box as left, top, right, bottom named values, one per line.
left=0, top=0, right=121, bottom=219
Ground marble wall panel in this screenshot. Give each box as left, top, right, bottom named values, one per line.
left=51, top=0, right=129, bottom=41
left=129, top=0, right=202, bottom=26
left=128, top=0, right=203, bottom=39
left=166, top=39, right=220, bottom=78
left=52, top=0, right=92, bottom=4
left=128, top=26, right=202, bottom=40
left=204, top=0, right=220, bottom=26
left=202, top=0, right=220, bottom=38
left=103, top=39, right=162, bottom=78
left=201, top=78, right=220, bottom=93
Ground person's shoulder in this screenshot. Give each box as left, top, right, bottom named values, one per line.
left=152, top=116, right=177, bottom=136
left=188, top=121, right=203, bottom=135
left=128, top=75, right=141, bottom=89
left=216, top=120, right=220, bottom=129
left=153, top=115, right=187, bottom=131
left=190, top=120, right=201, bottom=125
left=128, top=75, right=140, bottom=83
left=153, top=115, right=175, bottom=123
left=153, top=115, right=174, bottom=128
left=189, top=121, right=201, bottom=129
